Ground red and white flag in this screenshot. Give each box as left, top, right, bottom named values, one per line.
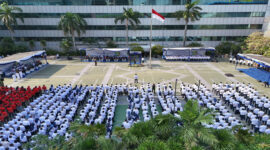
left=152, top=9, right=165, bottom=23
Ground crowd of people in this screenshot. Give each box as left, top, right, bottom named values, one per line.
left=0, top=86, right=43, bottom=122
left=8, top=61, right=44, bottom=82
left=83, top=56, right=128, bottom=62
left=213, top=82, right=270, bottom=134
left=181, top=83, right=244, bottom=130
left=80, top=84, right=118, bottom=138
left=1, top=81, right=270, bottom=149
left=122, top=83, right=183, bottom=129
left=0, top=84, right=89, bottom=149
left=229, top=57, right=254, bottom=66
left=164, top=56, right=211, bottom=61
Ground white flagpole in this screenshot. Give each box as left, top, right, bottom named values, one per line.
left=149, top=11, right=153, bottom=69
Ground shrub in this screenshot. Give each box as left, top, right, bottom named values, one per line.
left=46, top=48, right=85, bottom=56
left=15, top=44, right=29, bottom=53
left=151, top=45, right=164, bottom=56
left=244, top=32, right=270, bottom=55
left=46, top=49, right=62, bottom=56
left=29, top=40, right=35, bottom=50
left=40, top=40, right=47, bottom=49
left=0, top=37, right=15, bottom=56
left=215, top=42, right=242, bottom=56
left=130, top=43, right=144, bottom=53
left=106, top=40, right=117, bottom=48
left=186, top=42, right=204, bottom=47
left=60, top=38, right=73, bottom=54
left=264, top=50, right=270, bottom=57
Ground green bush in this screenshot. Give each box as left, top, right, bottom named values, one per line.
left=46, top=49, right=62, bottom=56
left=106, top=40, right=117, bottom=48
left=151, top=45, right=164, bottom=56
left=15, top=44, right=29, bottom=53
left=0, top=37, right=15, bottom=56
left=264, top=50, right=270, bottom=57
left=215, top=42, right=242, bottom=56
left=29, top=40, right=35, bottom=50
left=68, top=50, right=86, bottom=56
left=46, top=48, right=85, bottom=56
left=40, top=40, right=47, bottom=49
left=0, top=38, right=29, bottom=56
left=186, top=42, right=204, bottom=47
left=60, top=38, right=73, bottom=53
left=244, top=32, right=270, bottom=55
left=130, top=43, right=144, bottom=53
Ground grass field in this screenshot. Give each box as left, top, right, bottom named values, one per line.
left=4, top=58, right=270, bottom=97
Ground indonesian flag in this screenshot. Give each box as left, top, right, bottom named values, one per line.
left=152, top=9, right=165, bottom=23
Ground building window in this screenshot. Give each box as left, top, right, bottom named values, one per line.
left=7, top=0, right=267, bottom=5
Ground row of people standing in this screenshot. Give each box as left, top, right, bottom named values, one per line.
left=213, top=82, right=270, bottom=134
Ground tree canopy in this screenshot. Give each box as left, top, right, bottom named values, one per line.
left=151, top=45, right=164, bottom=56
left=244, top=32, right=270, bottom=57
left=114, top=8, right=141, bottom=47
left=215, top=41, right=242, bottom=56
left=0, top=2, right=24, bottom=36
left=174, top=0, right=202, bottom=46
left=58, top=12, right=87, bottom=50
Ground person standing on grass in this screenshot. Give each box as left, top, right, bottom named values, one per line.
left=152, top=83, right=156, bottom=93
left=94, top=59, right=97, bottom=66
left=134, top=74, right=138, bottom=83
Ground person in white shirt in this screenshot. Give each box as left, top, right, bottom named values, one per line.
left=122, top=120, right=131, bottom=129
left=144, top=115, right=150, bottom=122
left=12, top=74, right=17, bottom=82
left=134, top=74, right=138, bottom=83
left=240, top=109, right=247, bottom=120
left=265, top=128, right=270, bottom=134
left=0, top=144, right=5, bottom=150
left=259, top=125, right=267, bottom=133
left=262, top=115, right=269, bottom=124
left=15, top=128, right=22, bottom=138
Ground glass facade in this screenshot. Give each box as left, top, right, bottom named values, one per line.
left=6, top=0, right=268, bottom=5
left=11, top=36, right=246, bottom=42
left=0, top=24, right=263, bottom=30
left=17, top=12, right=265, bottom=18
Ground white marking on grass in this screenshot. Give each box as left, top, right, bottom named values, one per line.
left=184, top=64, right=211, bottom=89
left=78, top=80, right=82, bottom=85
left=71, top=63, right=92, bottom=86
left=206, top=63, right=238, bottom=83
left=110, top=78, right=114, bottom=84
left=94, top=79, right=98, bottom=86
left=102, top=64, right=115, bottom=85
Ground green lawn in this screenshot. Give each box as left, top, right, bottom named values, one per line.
left=4, top=59, right=269, bottom=97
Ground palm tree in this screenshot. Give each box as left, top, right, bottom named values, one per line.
left=0, top=2, right=24, bottom=40
left=174, top=0, right=202, bottom=47
left=58, top=12, right=87, bottom=51
left=40, top=40, right=47, bottom=50
left=178, top=100, right=217, bottom=149
left=212, top=129, right=236, bottom=150
left=96, top=136, right=125, bottom=150
left=114, top=8, right=141, bottom=48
